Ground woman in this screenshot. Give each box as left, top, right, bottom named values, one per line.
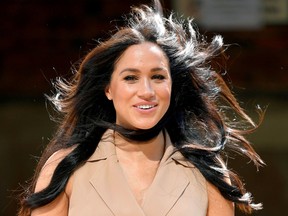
left=19, top=0, right=264, bottom=215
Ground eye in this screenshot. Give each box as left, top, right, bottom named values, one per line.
left=152, top=74, right=165, bottom=80
left=124, top=75, right=138, bottom=81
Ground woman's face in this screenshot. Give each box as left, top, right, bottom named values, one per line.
left=105, top=42, right=172, bottom=130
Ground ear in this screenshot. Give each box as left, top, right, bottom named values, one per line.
left=105, top=85, right=112, bottom=100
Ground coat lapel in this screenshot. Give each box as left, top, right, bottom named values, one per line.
left=142, top=159, right=190, bottom=215
left=88, top=130, right=146, bottom=216
left=87, top=129, right=197, bottom=216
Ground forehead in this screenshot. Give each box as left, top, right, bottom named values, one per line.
left=114, top=42, right=169, bottom=69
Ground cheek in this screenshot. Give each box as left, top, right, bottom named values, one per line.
left=158, top=84, right=172, bottom=100
left=110, top=83, right=134, bottom=103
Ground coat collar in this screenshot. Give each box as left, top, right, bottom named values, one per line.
left=87, top=129, right=195, bottom=167
left=87, top=129, right=193, bottom=216
left=87, top=129, right=116, bottom=162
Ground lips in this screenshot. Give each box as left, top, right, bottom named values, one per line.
left=137, top=104, right=156, bottom=109
left=134, top=103, right=158, bottom=110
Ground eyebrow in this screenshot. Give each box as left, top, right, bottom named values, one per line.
left=119, top=67, right=169, bottom=74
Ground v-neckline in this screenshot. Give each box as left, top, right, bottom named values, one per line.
left=88, top=129, right=192, bottom=215
left=117, top=158, right=161, bottom=207
left=113, top=130, right=167, bottom=207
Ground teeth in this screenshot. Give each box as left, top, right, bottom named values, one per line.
left=137, top=105, right=155, bottom=109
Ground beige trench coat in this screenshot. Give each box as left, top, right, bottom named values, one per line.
left=68, top=130, right=208, bottom=216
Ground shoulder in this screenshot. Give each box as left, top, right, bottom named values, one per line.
left=206, top=158, right=234, bottom=216
left=31, top=147, right=76, bottom=216
left=34, top=146, right=76, bottom=193
left=206, top=181, right=234, bottom=216
left=179, top=153, right=234, bottom=215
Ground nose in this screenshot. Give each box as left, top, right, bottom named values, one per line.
left=137, top=78, right=155, bottom=100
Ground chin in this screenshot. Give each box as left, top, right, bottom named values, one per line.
left=134, top=123, right=158, bottom=130
left=132, top=118, right=163, bottom=130
left=120, top=119, right=160, bottom=130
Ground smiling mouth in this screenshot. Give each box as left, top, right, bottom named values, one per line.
left=136, top=105, right=156, bottom=110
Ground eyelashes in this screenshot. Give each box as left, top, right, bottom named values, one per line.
left=123, top=75, right=138, bottom=81
left=152, top=74, right=165, bottom=80
left=123, top=74, right=166, bottom=82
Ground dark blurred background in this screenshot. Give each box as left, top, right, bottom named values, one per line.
left=0, top=0, right=287, bottom=215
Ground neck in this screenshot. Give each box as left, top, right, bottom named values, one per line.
left=114, top=130, right=165, bottom=162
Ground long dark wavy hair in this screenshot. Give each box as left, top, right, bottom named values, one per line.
left=19, top=0, right=264, bottom=215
